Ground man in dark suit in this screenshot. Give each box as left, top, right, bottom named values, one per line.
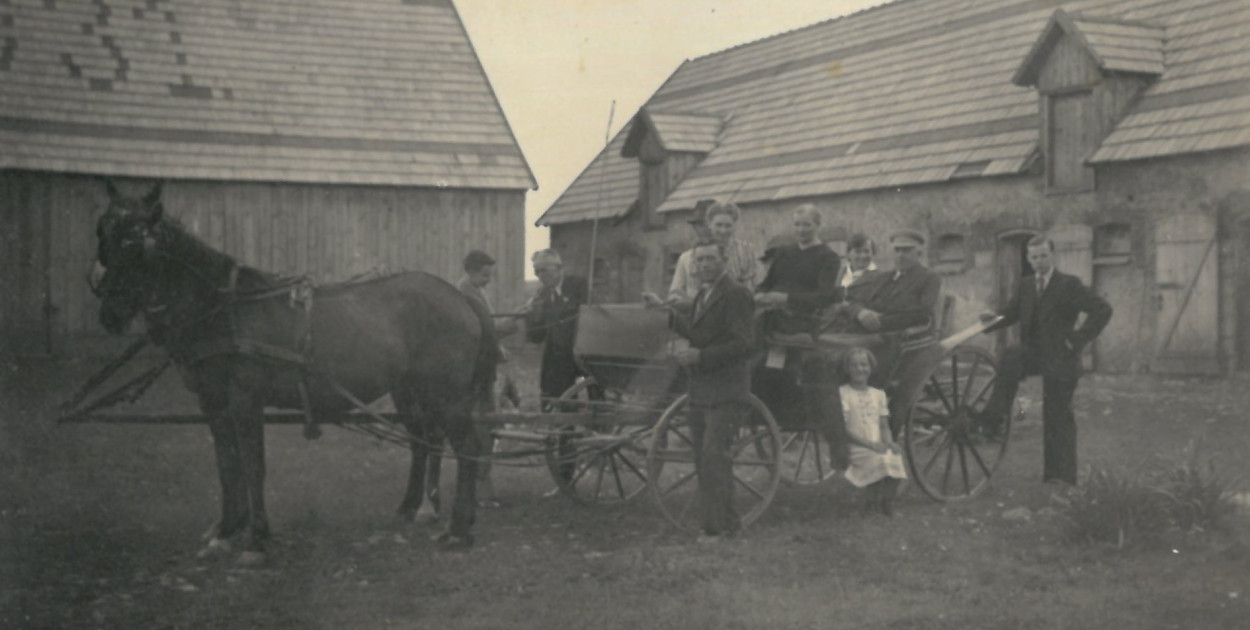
left=524, top=249, right=590, bottom=410
left=978, top=235, right=1112, bottom=485
left=835, top=229, right=941, bottom=335
left=645, top=240, right=756, bottom=540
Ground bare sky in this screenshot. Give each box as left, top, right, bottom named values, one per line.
left=455, top=0, right=887, bottom=277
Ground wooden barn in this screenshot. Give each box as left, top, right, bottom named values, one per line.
left=538, top=0, right=1250, bottom=376
left=0, top=0, right=535, bottom=359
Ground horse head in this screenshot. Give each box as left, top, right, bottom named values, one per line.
left=94, top=180, right=166, bottom=335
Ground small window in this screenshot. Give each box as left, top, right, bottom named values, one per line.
left=933, top=233, right=967, bottom=274
left=1094, top=223, right=1132, bottom=264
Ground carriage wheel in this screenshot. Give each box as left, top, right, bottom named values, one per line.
left=543, top=379, right=653, bottom=507
left=901, top=345, right=1010, bottom=501
left=778, top=428, right=840, bottom=486
left=645, top=394, right=782, bottom=532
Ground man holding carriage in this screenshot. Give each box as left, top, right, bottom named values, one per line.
left=646, top=240, right=756, bottom=540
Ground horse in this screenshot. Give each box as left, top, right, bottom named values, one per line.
left=92, top=181, right=496, bottom=561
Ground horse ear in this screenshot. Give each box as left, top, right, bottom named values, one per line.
left=142, top=182, right=164, bottom=224
left=105, top=179, right=121, bottom=203
left=142, top=181, right=164, bottom=208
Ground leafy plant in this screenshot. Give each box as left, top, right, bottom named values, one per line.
left=1064, top=467, right=1170, bottom=550
left=1156, top=445, right=1238, bottom=533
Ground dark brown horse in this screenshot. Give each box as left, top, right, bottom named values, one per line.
left=93, top=181, right=495, bottom=560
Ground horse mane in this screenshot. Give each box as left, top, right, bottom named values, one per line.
left=152, top=215, right=276, bottom=290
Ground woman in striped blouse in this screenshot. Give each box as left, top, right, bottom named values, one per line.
left=667, top=201, right=757, bottom=304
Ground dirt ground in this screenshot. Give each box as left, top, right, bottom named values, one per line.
left=2, top=344, right=1249, bottom=630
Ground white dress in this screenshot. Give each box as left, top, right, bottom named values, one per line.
left=841, top=384, right=907, bottom=487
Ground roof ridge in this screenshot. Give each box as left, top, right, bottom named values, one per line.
left=1067, top=11, right=1166, bottom=29
left=684, top=0, right=907, bottom=64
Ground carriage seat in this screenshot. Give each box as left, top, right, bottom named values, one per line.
left=766, top=318, right=933, bottom=355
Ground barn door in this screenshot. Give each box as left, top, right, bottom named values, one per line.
left=996, top=231, right=1039, bottom=351
left=1, top=172, right=53, bottom=357
left=1051, top=224, right=1094, bottom=370
left=1153, top=214, right=1220, bottom=374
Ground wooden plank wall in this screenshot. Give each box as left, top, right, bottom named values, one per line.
left=0, top=171, right=526, bottom=357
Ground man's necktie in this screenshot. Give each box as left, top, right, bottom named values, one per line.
left=1036, top=275, right=1045, bottom=296
left=694, top=286, right=709, bottom=319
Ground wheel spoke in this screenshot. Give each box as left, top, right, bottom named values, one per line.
left=567, top=456, right=596, bottom=487
left=950, top=354, right=961, bottom=410
left=967, top=375, right=996, bottom=410
left=733, top=474, right=766, bottom=500
left=606, top=453, right=627, bottom=499
left=793, top=432, right=812, bottom=480
left=957, top=439, right=971, bottom=494
left=909, top=426, right=944, bottom=448
left=960, top=353, right=982, bottom=408
left=966, top=437, right=994, bottom=479
left=813, top=434, right=827, bottom=480
left=927, top=376, right=955, bottom=414
left=668, top=425, right=696, bottom=450
left=731, top=428, right=767, bottom=457
left=658, top=469, right=697, bottom=496
left=592, top=455, right=607, bottom=501
left=940, top=435, right=956, bottom=495
left=914, top=404, right=947, bottom=421
left=921, top=430, right=952, bottom=476
left=617, top=450, right=649, bottom=484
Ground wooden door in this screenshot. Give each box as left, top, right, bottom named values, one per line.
left=1153, top=214, right=1220, bottom=374
left=996, top=231, right=1038, bottom=351
left=1, top=172, right=52, bottom=357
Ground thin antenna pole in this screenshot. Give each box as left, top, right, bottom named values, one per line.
left=586, top=99, right=616, bottom=302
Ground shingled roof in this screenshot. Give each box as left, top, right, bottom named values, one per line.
left=538, top=0, right=1250, bottom=226
left=0, top=0, right=535, bottom=189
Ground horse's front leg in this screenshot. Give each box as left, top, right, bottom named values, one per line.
left=229, top=386, right=269, bottom=565
left=199, top=406, right=248, bottom=559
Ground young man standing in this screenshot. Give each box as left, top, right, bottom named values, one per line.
left=646, top=240, right=756, bottom=540
left=978, top=235, right=1112, bottom=485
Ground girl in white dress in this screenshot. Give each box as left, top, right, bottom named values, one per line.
left=840, top=347, right=906, bottom=516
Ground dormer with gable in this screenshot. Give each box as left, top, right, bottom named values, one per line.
left=621, top=109, right=725, bottom=229
left=1014, top=10, right=1165, bottom=194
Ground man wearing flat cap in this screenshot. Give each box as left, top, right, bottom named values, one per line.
left=836, top=228, right=941, bottom=335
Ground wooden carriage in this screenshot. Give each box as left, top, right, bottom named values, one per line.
left=534, top=303, right=1012, bottom=532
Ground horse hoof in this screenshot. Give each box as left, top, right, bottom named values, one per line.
left=196, top=537, right=232, bottom=560
left=200, top=520, right=222, bottom=544
left=236, top=551, right=268, bottom=567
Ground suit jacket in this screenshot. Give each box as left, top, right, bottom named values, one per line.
left=844, top=264, right=942, bottom=333
left=525, top=274, right=588, bottom=394
left=985, top=270, right=1112, bottom=380
left=671, top=273, right=756, bottom=405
